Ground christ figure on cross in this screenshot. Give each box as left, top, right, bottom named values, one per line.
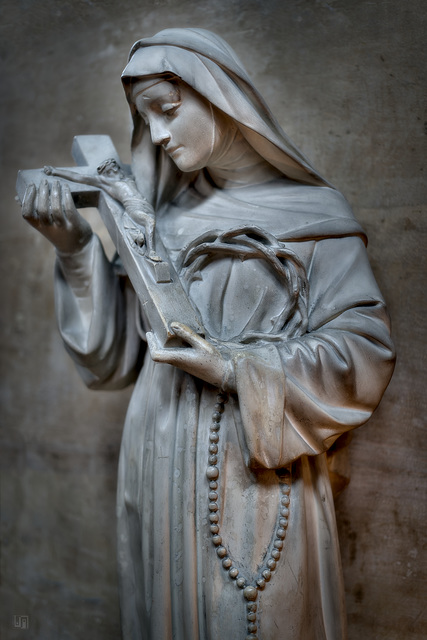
left=44, top=158, right=161, bottom=261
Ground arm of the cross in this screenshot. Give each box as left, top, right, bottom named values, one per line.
left=16, top=135, right=205, bottom=347
left=16, top=166, right=101, bottom=209
left=16, top=135, right=125, bottom=207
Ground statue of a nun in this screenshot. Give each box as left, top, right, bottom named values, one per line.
left=22, top=28, right=395, bottom=640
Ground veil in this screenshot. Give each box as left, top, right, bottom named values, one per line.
left=121, top=28, right=331, bottom=209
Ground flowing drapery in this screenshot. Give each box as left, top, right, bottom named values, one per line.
left=54, top=29, right=395, bottom=639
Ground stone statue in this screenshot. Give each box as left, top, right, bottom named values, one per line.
left=19, top=28, right=395, bottom=640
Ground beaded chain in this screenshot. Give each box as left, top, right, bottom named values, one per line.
left=206, top=391, right=292, bottom=640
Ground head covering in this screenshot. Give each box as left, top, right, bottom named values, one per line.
left=121, top=28, right=330, bottom=209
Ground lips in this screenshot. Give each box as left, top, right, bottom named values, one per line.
left=165, top=145, right=182, bottom=156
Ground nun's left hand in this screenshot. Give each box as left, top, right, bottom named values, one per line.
left=146, top=322, right=235, bottom=391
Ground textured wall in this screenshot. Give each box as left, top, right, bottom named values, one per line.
left=1, top=1, right=426, bottom=638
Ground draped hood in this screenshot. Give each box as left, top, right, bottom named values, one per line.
left=121, top=28, right=365, bottom=244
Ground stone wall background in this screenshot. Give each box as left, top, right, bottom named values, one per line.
left=1, top=1, right=425, bottom=638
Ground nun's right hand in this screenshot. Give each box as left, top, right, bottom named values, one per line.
left=22, top=179, right=93, bottom=255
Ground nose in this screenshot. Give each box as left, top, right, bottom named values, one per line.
left=150, top=118, right=171, bottom=146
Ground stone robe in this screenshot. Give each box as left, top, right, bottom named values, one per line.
left=55, top=171, right=395, bottom=640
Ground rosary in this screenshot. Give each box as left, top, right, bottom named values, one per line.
left=206, top=391, right=292, bottom=640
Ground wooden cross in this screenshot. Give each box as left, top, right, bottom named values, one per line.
left=16, top=135, right=204, bottom=347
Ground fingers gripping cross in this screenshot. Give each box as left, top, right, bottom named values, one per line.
left=17, top=135, right=204, bottom=348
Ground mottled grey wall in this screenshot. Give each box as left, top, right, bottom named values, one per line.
left=1, top=1, right=425, bottom=639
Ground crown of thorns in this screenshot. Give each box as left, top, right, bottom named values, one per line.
left=97, top=158, right=121, bottom=174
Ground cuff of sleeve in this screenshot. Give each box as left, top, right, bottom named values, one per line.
left=55, top=234, right=103, bottom=295
left=232, top=344, right=287, bottom=468
left=55, top=233, right=96, bottom=263
left=221, top=357, right=236, bottom=392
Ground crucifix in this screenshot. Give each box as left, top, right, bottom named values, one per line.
left=16, top=135, right=204, bottom=347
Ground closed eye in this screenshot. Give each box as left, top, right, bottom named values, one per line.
left=162, top=102, right=181, bottom=116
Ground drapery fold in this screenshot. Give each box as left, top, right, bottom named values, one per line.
left=52, top=27, right=394, bottom=640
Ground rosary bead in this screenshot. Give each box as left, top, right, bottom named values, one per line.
left=243, top=586, right=258, bottom=601
left=207, top=466, right=219, bottom=480
left=205, top=394, right=291, bottom=639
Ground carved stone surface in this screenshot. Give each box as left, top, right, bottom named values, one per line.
left=16, top=26, right=397, bottom=640
left=17, top=135, right=204, bottom=347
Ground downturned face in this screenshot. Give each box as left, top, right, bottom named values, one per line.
left=132, top=79, right=218, bottom=172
